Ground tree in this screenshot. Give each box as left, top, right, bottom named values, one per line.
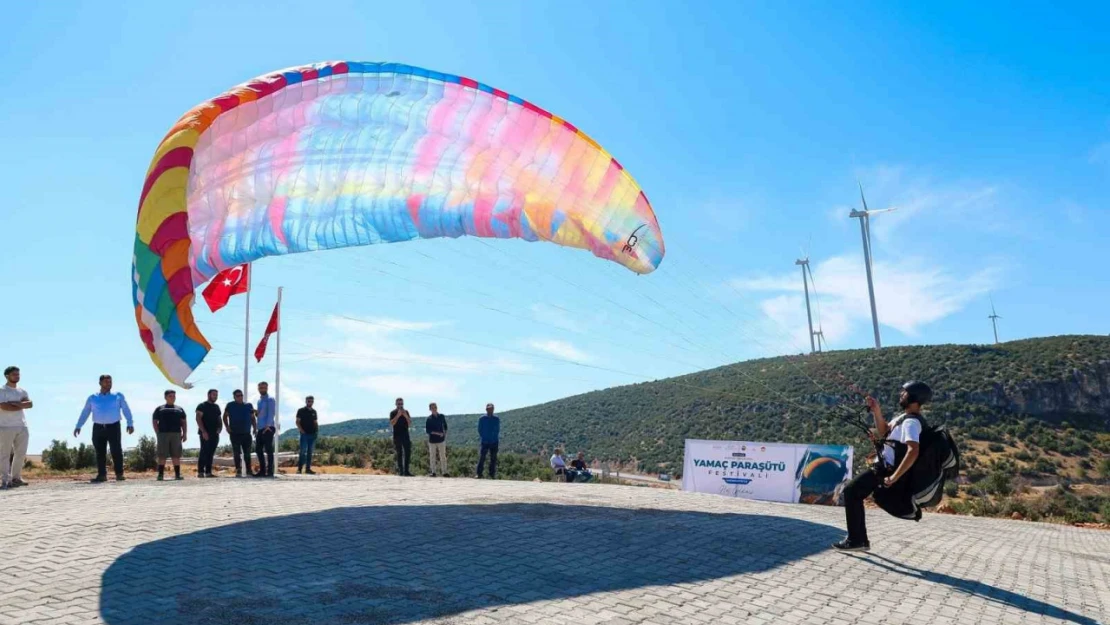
left=126, top=436, right=158, bottom=472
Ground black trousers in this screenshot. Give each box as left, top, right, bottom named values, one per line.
left=256, top=429, right=275, bottom=476
left=230, top=432, right=253, bottom=474
left=477, top=442, right=498, bottom=478
left=393, top=437, right=411, bottom=475
left=198, top=432, right=220, bottom=475
left=844, top=469, right=881, bottom=544
left=92, top=422, right=124, bottom=478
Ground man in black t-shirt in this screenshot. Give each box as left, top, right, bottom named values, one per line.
left=195, top=389, right=222, bottom=478
left=152, top=390, right=187, bottom=481
left=389, top=397, right=412, bottom=476
left=295, top=396, right=318, bottom=475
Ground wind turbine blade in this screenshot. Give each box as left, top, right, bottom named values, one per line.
left=858, top=181, right=869, bottom=212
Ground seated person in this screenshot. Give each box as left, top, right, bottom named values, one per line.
left=570, top=451, right=593, bottom=482
left=549, top=447, right=577, bottom=482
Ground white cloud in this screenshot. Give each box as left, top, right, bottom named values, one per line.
left=355, top=375, right=462, bottom=399
left=525, top=339, right=590, bottom=362
left=324, top=315, right=448, bottom=337
left=530, top=304, right=583, bottom=333
left=211, top=364, right=241, bottom=376
left=730, top=252, right=1001, bottom=348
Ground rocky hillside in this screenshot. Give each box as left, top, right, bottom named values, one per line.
left=285, top=335, right=1110, bottom=481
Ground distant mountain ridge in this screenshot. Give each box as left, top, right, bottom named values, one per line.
left=283, top=335, right=1110, bottom=476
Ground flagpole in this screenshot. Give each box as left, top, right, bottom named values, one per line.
left=275, top=286, right=283, bottom=469
left=243, top=264, right=251, bottom=397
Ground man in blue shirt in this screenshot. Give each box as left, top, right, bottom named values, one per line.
left=222, top=389, right=256, bottom=478
left=74, top=374, right=134, bottom=483
left=476, top=403, right=500, bottom=479
left=255, top=381, right=277, bottom=477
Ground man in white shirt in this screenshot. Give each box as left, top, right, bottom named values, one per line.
left=1, top=366, right=33, bottom=489
left=833, top=381, right=931, bottom=552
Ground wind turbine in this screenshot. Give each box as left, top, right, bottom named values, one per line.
left=989, top=297, right=1002, bottom=345
left=795, top=244, right=826, bottom=354
left=848, top=182, right=896, bottom=349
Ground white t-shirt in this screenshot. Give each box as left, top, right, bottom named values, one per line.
left=550, top=454, right=567, bottom=470
left=881, top=414, right=922, bottom=467
left=0, top=386, right=29, bottom=428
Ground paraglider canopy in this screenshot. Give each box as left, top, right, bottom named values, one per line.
left=132, top=61, right=665, bottom=387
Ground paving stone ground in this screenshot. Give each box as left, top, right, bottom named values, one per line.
left=1, top=475, right=1107, bottom=625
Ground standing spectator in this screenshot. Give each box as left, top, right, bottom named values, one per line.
left=550, top=447, right=574, bottom=482
left=296, top=396, right=318, bottom=475
left=195, top=389, right=222, bottom=478
left=390, top=398, right=413, bottom=476
left=476, top=403, right=500, bottom=479
left=152, top=390, right=187, bottom=481
left=255, top=381, right=277, bottom=478
left=222, top=389, right=256, bottom=478
left=425, top=402, right=448, bottom=477
left=74, top=375, right=134, bottom=483
left=571, top=451, right=593, bottom=482
left=0, top=366, right=32, bottom=490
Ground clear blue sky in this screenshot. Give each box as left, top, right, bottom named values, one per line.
left=4, top=1, right=1108, bottom=453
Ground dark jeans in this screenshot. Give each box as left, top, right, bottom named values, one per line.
left=256, top=429, right=275, bottom=476
left=844, top=469, right=881, bottom=544
left=477, top=442, right=498, bottom=478
left=393, top=437, right=411, bottom=475
left=198, top=431, right=220, bottom=475
left=92, top=422, right=124, bottom=478
left=230, top=432, right=253, bottom=474
left=298, top=433, right=317, bottom=470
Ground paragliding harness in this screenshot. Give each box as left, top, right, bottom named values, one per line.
left=835, top=406, right=961, bottom=518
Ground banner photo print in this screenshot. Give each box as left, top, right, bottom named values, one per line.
left=682, top=439, right=853, bottom=506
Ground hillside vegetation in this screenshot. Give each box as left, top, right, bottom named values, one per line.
left=285, top=336, right=1110, bottom=484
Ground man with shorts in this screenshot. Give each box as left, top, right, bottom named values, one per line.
left=152, top=390, right=187, bottom=481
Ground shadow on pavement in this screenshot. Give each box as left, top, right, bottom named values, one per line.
left=101, top=503, right=839, bottom=624
left=860, top=553, right=1099, bottom=625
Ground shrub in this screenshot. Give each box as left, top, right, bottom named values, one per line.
left=981, top=471, right=1013, bottom=496
left=1098, top=458, right=1110, bottom=480
left=988, top=443, right=1005, bottom=453
left=126, top=436, right=158, bottom=472
left=43, top=440, right=74, bottom=471
left=944, top=482, right=958, bottom=498
left=74, top=443, right=96, bottom=469
left=1034, top=457, right=1058, bottom=475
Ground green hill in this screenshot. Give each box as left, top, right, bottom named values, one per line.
left=284, top=335, right=1110, bottom=481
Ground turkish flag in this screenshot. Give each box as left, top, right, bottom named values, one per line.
left=254, top=301, right=280, bottom=362
left=201, top=264, right=250, bottom=313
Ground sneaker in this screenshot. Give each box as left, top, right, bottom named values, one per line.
left=428, top=473, right=436, bottom=477
left=115, top=475, right=126, bottom=482
left=0, top=482, right=9, bottom=490
left=235, top=471, right=243, bottom=478
left=157, top=474, right=164, bottom=481
left=11, top=478, right=28, bottom=487
left=305, top=469, right=316, bottom=475
left=175, top=476, right=184, bottom=481
left=90, top=476, right=108, bottom=484
left=207, top=473, right=218, bottom=478
left=832, top=538, right=870, bottom=552
left=297, top=467, right=303, bottom=474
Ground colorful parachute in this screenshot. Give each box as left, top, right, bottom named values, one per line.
left=133, top=61, right=665, bottom=386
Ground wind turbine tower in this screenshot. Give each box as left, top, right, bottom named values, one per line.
left=989, top=298, right=1002, bottom=345
left=848, top=183, right=896, bottom=349
left=796, top=257, right=817, bottom=353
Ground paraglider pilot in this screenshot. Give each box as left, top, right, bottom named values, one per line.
left=833, top=381, right=932, bottom=552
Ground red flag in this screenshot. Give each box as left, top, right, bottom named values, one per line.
left=254, top=301, right=280, bottom=362
left=201, top=264, right=250, bottom=312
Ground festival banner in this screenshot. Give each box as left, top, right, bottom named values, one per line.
left=682, top=439, right=853, bottom=506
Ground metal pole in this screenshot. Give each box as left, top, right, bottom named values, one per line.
left=991, top=317, right=999, bottom=345
left=275, top=287, right=282, bottom=455
left=796, top=259, right=815, bottom=353
left=243, top=264, right=251, bottom=394
left=852, top=212, right=882, bottom=349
